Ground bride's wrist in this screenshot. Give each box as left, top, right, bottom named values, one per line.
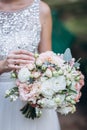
left=0, top=60, right=7, bottom=74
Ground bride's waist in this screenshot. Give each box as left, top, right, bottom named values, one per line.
left=0, top=72, right=15, bottom=82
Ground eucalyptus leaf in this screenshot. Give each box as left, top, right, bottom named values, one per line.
left=63, top=48, right=72, bottom=62
left=74, top=62, right=80, bottom=68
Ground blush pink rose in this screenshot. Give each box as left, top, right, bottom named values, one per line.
left=18, top=82, right=41, bottom=102
left=37, top=51, right=64, bottom=67
left=75, top=92, right=82, bottom=102
left=79, top=79, right=84, bottom=87
left=75, top=83, right=82, bottom=91
left=18, top=84, right=32, bottom=101
left=37, top=51, right=54, bottom=63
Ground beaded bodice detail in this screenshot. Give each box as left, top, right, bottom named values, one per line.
left=0, top=0, right=41, bottom=60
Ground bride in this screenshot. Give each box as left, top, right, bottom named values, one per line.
left=0, top=0, right=61, bottom=130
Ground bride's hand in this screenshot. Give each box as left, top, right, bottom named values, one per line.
left=0, top=50, right=35, bottom=74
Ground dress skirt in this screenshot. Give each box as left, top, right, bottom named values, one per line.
left=0, top=72, right=61, bottom=130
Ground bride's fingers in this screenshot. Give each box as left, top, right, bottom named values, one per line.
left=7, top=60, right=34, bottom=69
left=8, top=64, right=21, bottom=69
left=12, top=50, right=34, bottom=56
left=6, top=50, right=35, bottom=70
left=8, top=59, right=34, bottom=65
left=7, top=54, right=35, bottom=61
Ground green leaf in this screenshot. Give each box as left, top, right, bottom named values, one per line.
left=68, top=89, right=77, bottom=94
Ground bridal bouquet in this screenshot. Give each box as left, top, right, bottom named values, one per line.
left=5, top=49, right=84, bottom=119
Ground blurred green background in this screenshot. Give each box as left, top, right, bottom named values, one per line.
left=43, top=0, right=87, bottom=106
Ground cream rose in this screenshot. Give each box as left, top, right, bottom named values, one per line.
left=18, top=67, right=31, bottom=82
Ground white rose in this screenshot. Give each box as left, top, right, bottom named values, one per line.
left=41, top=89, right=54, bottom=98
left=41, top=81, right=54, bottom=98
left=51, top=76, right=66, bottom=92
left=41, top=76, right=66, bottom=97
left=38, top=99, right=57, bottom=108
left=45, top=99, right=57, bottom=108
left=27, top=63, right=35, bottom=71
left=18, top=67, right=31, bottom=82
left=45, top=68, right=52, bottom=78
left=36, top=59, right=42, bottom=66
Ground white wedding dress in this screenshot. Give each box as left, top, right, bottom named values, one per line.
left=0, top=0, right=61, bottom=130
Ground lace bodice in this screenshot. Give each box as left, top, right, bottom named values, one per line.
left=0, top=0, right=41, bottom=60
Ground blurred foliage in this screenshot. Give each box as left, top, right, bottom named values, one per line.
left=64, top=17, right=87, bottom=35
left=43, top=0, right=80, bottom=6
left=52, top=10, right=75, bottom=53
left=43, top=0, right=87, bottom=6
left=43, top=0, right=87, bottom=35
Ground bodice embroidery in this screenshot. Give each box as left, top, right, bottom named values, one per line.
left=0, top=0, right=41, bottom=60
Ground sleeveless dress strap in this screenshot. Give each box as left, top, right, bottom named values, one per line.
left=33, top=0, right=41, bottom=23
